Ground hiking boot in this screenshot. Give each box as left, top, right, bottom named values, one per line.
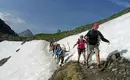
left=83, top=61, right=86, bottom=65
left=97, top=64, right=101, bottom=68
left=60, top=63, right=63, bottom=67
left=86, top=65, right=90, bottom=69
left=86, top=63, right=90, bottom=68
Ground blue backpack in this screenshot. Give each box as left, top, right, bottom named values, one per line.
left=56, top=49, right=63, bottom=55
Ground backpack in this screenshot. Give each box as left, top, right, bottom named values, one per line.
left=56, top=49, right=63, bottom=55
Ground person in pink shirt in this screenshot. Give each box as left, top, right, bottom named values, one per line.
left=73, top=35, right=87, bottom=64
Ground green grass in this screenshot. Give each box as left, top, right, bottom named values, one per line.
left=49, top=61, right=84, bottom=80
left=0, top=34, right=28, bottom=41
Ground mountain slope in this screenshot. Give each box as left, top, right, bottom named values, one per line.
left=0, top=40, right=57, bottom=80
left=18, top=29, right=33, bottom=37
left=0, top=19, right=17, bottom=36
left=0, top=18, right=19, bottom=41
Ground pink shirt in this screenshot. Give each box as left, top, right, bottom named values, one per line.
left=76, top=39, right=86, bottom=49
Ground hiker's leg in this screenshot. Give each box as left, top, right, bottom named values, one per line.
left=86, top=45, right=93, bottom=66
left=86, top=45, right=90, bottom=63
left=78, top=49, right=82, bottom=63
left=83, top=49, right=87, bottom=64
left=53, top=48, right=54, bottom=53
left=54, top=50, right=57, bottom=59
left=61, top=56, right=64, bottom=64
left=57, top=55, right=60, bottom=64
left=94, top=45, right=100, bottom=68
left=89, top=48, right=95, bottom=63
left=52, top=49, right=55, bottom=56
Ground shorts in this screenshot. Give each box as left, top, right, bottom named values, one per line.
left=78, top=48, right=85, bottom=55
left=87, top=44, right=99, bottom=55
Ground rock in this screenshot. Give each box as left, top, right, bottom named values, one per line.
left=92, top=70, right=97, bottom=74
left=119, top=71, right=122, bottom=74
left=0, top=19, right=17, bottom=36
left=112, top=68, right=117, bottom=72
left=114, top=71, right=118, bottom=75
left=107, top=77, right=111, bottom=80
left=90, top=66, right=94, bottom=69
left=119, top=59, right=123, bottom=63
left=0, top=56, right=11, bottom=66
left=126, top=69, right=130, bottom=74
left=126, top=77, right=130, bottom=80
left=119, top=64, right=125, bottom=67
left=114, top=78, right=118, bottom=80
left=109, top=66, right=112, bottom=69
left=123, top=71, right=127, bottom=75
left=18, top=29, right=33, bottom=37
left=16, top=48, right=20, bottom=52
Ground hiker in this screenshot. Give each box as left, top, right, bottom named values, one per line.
left=49, top=41, right=52, bottom=51
left=49, top=41, right=53, bottom=51
left=49, top=41, right=57, bottom=53
left=84, top=23, right=110, bottom=68
left=73, top=35, right=87, bottom=64
left=56, top=44, right=69, bottom=66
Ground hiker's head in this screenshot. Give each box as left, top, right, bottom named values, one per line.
left=57, top=44, right=61, bottom=49
left=93, top=23, right=99, bottom=30
left=54, top=42, right=57, bottom=45
left=80, top=35, right=83, bottom=40
left=61, top=44, right=66, bottom=50
left=79, top=35, right=83, bottom=40
left=61, top=46, right=66, bottom=50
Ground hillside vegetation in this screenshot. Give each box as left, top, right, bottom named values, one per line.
left=2, top=8, right=130, bottom=42
left=33, top=8, right=130, bottom=41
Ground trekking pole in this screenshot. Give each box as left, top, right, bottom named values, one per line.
left=67, top=42, right=70, bottom=51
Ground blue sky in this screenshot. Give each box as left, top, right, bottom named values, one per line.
left=0, top=0, right=129, bottom=34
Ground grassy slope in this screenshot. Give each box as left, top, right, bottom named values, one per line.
left=49, top=58, right=130, bottom=80
left=33, top=8, right=130, bottom=41
left=49, top=61, right=85, bottom=80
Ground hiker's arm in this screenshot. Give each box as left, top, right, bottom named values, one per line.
left=85, top=39, right=87, bottom=43
left=84, top=31, right=90, bottom=40
left=65, top=50, right=69, bottom=52
left=73, top=43, right=77, bottom=48
left=67, top=42, right=70, bottom=51
left=98, top=31, right=110, bottom=43
left=73, top=40, right=79, bottom=48
left=84, top=35, right=87, bottom=40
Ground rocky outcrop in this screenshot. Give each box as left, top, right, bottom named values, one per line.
left=0, top=19, right=17, bottom=36
left=0, top=56, right=11, bottom=66
left=18, top=29, right=33, bottom=37
left=49, top=57, right=130, bottom=80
